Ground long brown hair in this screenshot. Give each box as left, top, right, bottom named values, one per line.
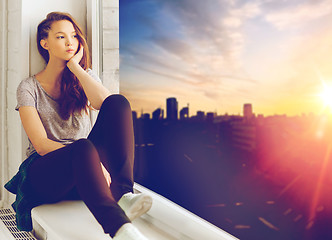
left=37, top=12, right=91, bottom=120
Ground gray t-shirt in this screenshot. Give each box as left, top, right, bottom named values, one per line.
left=16, top=69, right=101, bottom=157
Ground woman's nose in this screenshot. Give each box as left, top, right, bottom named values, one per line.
left=66, top=39, right=73, bottom=46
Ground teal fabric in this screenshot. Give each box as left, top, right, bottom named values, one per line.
left=4, top=152, right=42, bottom=231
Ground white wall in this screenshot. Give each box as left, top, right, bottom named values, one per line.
left=0, top=0, right=8, bottom=206
left=5, top=0, right=24, bottom=206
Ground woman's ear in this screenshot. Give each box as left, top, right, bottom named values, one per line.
left=40, top=39, right=49, bottom=50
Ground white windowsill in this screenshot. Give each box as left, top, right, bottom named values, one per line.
left=31, top=183, right=239, bottom=240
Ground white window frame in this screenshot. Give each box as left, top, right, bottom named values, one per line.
left=87, top=0, right=103, bottom=77
left=87, top=0, right=103, bottom=124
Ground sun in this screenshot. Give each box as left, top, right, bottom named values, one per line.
left=320, top=83, right=332, bottom=110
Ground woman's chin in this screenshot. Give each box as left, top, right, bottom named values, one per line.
left=65, top=56, right=73, bottom=62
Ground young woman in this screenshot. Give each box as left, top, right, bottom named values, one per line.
left=4, top=12, right=152, bottom=240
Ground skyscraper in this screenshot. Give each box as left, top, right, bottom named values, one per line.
left=153, top=108, right=164, bottom=120
left=180, top=107, right=189, bottom=120
left=132, top=111, right=137, bottom=121
left=167, top=97, right=178, bottom=121
left=243, top=103, right=253, bottom=119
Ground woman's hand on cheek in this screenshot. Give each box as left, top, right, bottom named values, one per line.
left=67, top=45, right=84, bottom=69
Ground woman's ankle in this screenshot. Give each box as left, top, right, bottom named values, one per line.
left=112, top=223, right=149, bottom=240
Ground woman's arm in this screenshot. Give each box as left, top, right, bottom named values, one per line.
left=67, top=47, right=111, bottom=110
left=19, top=106, right=65, bottom=156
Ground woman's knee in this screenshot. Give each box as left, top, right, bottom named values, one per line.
left=71, top=139, right=97, bottom=157
left=101, top=94, right=131, bottom=111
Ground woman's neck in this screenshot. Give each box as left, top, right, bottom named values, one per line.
left=38, top=58, right=66, bottom=85
left=35, top=58, right=67, bottom=99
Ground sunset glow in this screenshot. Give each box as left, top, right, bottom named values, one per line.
left=121, top=2, right=332, bottom=238
left=120, top=0, right=332, bottom=117
left=320, top=83, right=332, bottom=110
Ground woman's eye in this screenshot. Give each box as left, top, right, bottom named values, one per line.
left=56, top=36, right=64, bottom=39
left=73, top=35, right=78, bottom=38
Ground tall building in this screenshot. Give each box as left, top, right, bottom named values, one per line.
left=180, top=107, right=189, bottom=120
left=152, top=108, right=164, bottom=120
left=167, top=97, right=178, bottom=121
left=142, top=113, right=150, bottom=120
left=243, top=103, right=253, bottom=119
left=132, top=111, right=137, bottom=121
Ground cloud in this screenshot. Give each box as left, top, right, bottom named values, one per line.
left=203, top=89, right=220, bottom=100
left=149, top=35, right=194, bottom=62
left=229, top=1, right=261, bottom=19
left=128, top=63, right=198, bottom=86
left=120, top=45, right=193, bottom=81
left=121, top=0, right=332, bottom=115
left=122, top=0, right=262, bottom=90
left=264, top=0, right=332, bottom=30
left=223, top=17, right=243, bottom=28
left=126, top=59, right=257, bottom=85
left=142, top=0, right=262, bottom=70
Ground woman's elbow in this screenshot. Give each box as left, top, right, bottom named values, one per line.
left=91, top=93, right=111, bottom=110
left=35, top=145, right=47, bottom=156
left=33, top=140, right=48, bottom=156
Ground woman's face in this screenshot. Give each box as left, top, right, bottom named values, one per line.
left=42, top=20, right=80, bottom=62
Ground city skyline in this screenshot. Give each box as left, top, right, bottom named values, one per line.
left=132, top=96, right=327, bottom=119
left=120, top=0, right=332, bottom=116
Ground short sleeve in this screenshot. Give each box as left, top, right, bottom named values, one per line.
left=16, top=79, right=36, bottom=111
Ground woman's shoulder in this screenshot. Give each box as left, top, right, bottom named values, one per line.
left=18, top=76, right=37, bottom=89
left=16, top=76, right=39, bottom=98
left=16, top=76, right=39, bottom=110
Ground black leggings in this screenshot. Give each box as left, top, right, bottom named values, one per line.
left=28, top=94, right=134, bottom=237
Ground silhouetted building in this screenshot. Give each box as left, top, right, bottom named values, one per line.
left=167, top=97, right=178, bottom=121
left=152, top=108, right=164, bottom=120
left=196, top=111, right=205, bottom=121
left=214, top=114, right=232, bottom=123
left=141, top=113, right=150, bottom=120
left=132, top=111, right=137, bottom=121
left=243, top=103, right=253, bottom=120
left=206, top=112, right=215, bottom=123
left=180, top=107, right=189, bottom=120
left=231, top=120, right=256, bottom=152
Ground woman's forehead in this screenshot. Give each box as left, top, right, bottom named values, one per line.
left=50, top=20, right=75, bottom=34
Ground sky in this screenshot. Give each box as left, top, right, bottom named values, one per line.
left=119, top=0, right=332, bottom=117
